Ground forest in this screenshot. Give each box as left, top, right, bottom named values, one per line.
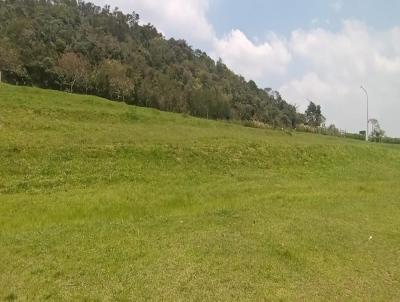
left=0, top=0, right=304, bottom=127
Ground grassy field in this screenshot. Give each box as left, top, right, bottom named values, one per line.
left=1, top=83, right=400, bottom=301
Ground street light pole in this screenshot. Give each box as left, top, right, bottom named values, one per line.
left=360, top=86, right=369, bottom=142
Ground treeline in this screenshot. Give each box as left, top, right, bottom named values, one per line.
left=379, top=137, right=400, bottom=144
left=0, top=0, right=300, bottom=127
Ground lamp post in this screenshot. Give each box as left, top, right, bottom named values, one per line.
left=360, top=86, right=369, bottom=142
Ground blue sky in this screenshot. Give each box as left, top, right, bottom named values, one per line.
left=94, top=0, right=400, bottom=136
left=209, top=0, right=400, bottom=37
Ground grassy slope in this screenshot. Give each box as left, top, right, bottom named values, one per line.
left=0, top=83, right=400, bottom=301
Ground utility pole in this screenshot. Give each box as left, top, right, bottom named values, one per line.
left=360, top=86, right=369, bottom=142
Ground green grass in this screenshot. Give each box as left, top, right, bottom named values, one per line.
left=1, top=83, right=400, bottom=301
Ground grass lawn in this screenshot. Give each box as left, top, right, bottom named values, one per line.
left=1, top=83, right=400, bottom=301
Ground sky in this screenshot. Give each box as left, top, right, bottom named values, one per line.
left=92, top=0, right=400, bottom=136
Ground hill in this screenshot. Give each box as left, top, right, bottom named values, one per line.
left=1, top=83, right=400, bottom=300
left=0, top=0, right=299, bottom=127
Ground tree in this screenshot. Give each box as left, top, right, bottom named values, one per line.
left=305, top=101, right=326, bottom=127
left=96, top=60, right=134, bottom=101
left=326, top=124, right=340, bottom=136
left=56, top=52, right=91, bottom=93
left=0, top=40, right=25, bottom=82
left=369, top=119, right=385, bottom=142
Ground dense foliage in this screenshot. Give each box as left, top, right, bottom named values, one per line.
left=305, top=101, right=325, bottom=127
left=0, top=0, right=301, bottom=127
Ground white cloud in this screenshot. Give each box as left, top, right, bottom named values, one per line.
left=281, top=21, right=400, bottom=136
left=213, top=30, right=292, bottom=80
left=93, top=0, right=215, bottom=48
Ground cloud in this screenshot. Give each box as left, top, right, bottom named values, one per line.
left=93, top=0, right=215, bottom=48
left=281, top=21, right=400, bottom=136
left=213, top=30, right=292, bottom=80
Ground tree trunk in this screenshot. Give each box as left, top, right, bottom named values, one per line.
left=70, top=78, right=76, bottom=93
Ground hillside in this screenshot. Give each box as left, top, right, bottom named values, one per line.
left=0, top=0, right=299, bottom=127
left=1, top=83, right=400, bottom=301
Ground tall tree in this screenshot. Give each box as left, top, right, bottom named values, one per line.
left=369, top=119, right=385, bottom=142
left=305, top=101, right=326, bottom=127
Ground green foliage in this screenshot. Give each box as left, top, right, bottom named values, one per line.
left=343, top=132, right=365, bottom=141
left=0, top=38, right=26, bottom=81
left=305, top=101, right=325, bottom=127
left=0, top=0, right=299, bottom=127
left=296, top=124, right=366, bottom=142
left=95, top=59, right=134, bottom=101
left=369, top=119, right=386, bottom=142
left=381, top=137, right=400, bottom=144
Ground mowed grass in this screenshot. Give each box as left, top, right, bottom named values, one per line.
left=1, top=83, right=400, bottom=301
